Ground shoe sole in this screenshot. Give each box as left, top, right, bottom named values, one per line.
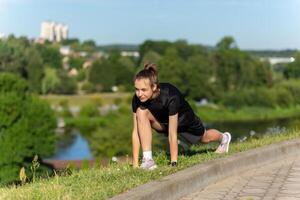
left=140, top=164, right=157, bottom=170
left=149, top=165, right=157, bottom=170
left=224, top=132, right=231, bottom=153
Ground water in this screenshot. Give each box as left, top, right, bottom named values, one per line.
left=50, top=117, right=300, bottom=160
left=49, top=129, right=93, bottom=160
left=209, top=117, right=300, bottom=141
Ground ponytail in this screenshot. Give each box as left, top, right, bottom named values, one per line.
left=134, top=63, right=159, bottom=87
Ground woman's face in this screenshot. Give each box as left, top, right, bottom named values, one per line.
left=134, top=78, right=157, bottom=102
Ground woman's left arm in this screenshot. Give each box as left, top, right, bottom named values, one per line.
left=168, top=114, right=178, bottom=163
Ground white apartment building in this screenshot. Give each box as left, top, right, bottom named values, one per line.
left=0, top=32, right=6, bottom=40
left=40, top=21, right=68, bottom=42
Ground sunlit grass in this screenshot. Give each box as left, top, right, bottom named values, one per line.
left=1, top=129, right=299, bottom=200
left=40, top=93, right=131, bottom=107
left=197, top=105, right=300, bottom=122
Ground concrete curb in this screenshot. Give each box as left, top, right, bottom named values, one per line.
left=110, top=139, right=300, bottom=200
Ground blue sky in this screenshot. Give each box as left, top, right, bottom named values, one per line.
left=0, top=0, right=299, bottom=50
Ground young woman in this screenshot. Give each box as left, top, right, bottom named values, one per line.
left=131, top=63, right=231, bottom=169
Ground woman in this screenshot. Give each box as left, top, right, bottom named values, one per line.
left=131, top=63, right=231, bottom=169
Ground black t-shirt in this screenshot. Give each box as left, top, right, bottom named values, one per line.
left=132, top=83, right=202, bottom=129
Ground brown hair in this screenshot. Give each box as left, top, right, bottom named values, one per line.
left=134, top=63, right=159, bottom=87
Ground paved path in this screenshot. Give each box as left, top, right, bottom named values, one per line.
left=181, top=155, right=300, bottom=200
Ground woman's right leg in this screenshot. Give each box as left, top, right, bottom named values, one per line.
left=135, top=107, right=164, bottom=152
left=135, top=107, right=165, bottom=169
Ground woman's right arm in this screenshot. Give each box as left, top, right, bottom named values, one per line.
left=132, top=113, right=140, bottom=168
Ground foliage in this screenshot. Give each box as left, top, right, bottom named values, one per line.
left=88, top=53, right=135, bottom=92
left=79, top=103, right=99, bottom=117
left=1, top=129, right=299, bottom=199
left=0, top=73, right=56, bottom=185
left=36, top=44, right=62, bottom=69
left=53, top=70, right=77, bottom=94
left=80, top=82, right=95, bottom=93
left=41, top=67, right=60, bottom=94
left=89, top=59, right=115, bottom=91
left=69, top=57, right=85, bottom=69
left=25, top=47, right=44, bottom=93
left=87, top=105, right=165, bottom=157
left=284, top=52, right=300, bottom=78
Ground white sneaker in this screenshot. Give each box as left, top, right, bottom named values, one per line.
left=140, top=158, right=157, bottom=170
left=215, top=132, right=231, bottom=153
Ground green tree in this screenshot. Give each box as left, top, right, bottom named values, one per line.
left=41, top=67, right=60, bottom=94
left=284, top=52, right=300, bottom=78
left=53, top=70, right=77, bottom=94
left=0, top=73, right=56, bottom=185
left=89, top=60, right=116, bottom=92
left=25, top=47, right=44, bottom=93
left=158, top=48, right=189, bottom=95
left=36, top=44, right=62, bottom=69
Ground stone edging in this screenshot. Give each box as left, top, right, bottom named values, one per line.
left=110, top=139, right=300, bottom=200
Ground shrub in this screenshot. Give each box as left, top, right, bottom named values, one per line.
left=273, top=87, right=294, bottom=107
left=81, top=82, right=95, bottom=94
left=222, top=87, right=277, bottom=108
left=277, top=79, right=300, bottom=104
left=79, top=103, right=99, bottom=117
left=0, top=73, right=56, bottom=185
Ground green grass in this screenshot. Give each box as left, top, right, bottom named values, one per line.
left=197, top=105, right=300, bottom=122
left=40, top=93, right=131, bottom=107
left=1, top=130, right=299, bottom=200
left=42, top=94, right=300, bottom=123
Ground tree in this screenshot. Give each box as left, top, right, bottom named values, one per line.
left=89, top=60, right=116, bottom=92
left=158, top=48, right=189, bottom=95
left=0, top=73, right=56, bottom=185
left=284, top=52, right=300, bottom=79
left=212, top=37, right=272, bottom=92
left=25, top=47, right=44, bottom=93
left=216, top=36, right=237, bottom=50
left=36, top=44, right=62, bottom=69
left=53, top=70, right=77, bottom=94
left=185, top=55, right=217, bottom=100
left=41, top=67, right=60, bottom=94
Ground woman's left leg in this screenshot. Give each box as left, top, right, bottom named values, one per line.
left=201, top=129, right=231, bottom=153
left=201, top=129, right=223, bottom=144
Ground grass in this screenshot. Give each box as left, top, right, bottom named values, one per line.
left=1, top=129, right=299, bottom=199
left=40, top=93, right=131, bottom=107
left=42, top=93, right=300, bottom=123
left=196, top=105, right=300, bottom=122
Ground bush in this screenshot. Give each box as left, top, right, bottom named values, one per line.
left=222, top=87, right=277, bottom=108
left=0, top=73, right=56, bottom=185
left=79, top=104, right=99, bottom=117
left=81, top=82, right=95, bottom=94
left=273, top=87, right=294, bottom=107
left=277, top=79, right=300, bottom=104
left=58, top=99, right=72, bottom=118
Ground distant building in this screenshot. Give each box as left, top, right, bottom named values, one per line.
left=121, top=51, right=140, bottom=58
left=60, top=45, right=72, bottom=56
left=260, top=57, right=295, bottom=65
left=0, top=32, right=6, bottom=40
left=40, top=21, right=69, bottom=42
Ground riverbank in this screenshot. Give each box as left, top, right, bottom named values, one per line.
left=1, top=129, right=299, bottom=199
left=40, top=93, right=131, bottom=107
left=41, top=94, right=300, bottom=123
left=196, top=105, right=300, bottom=122
left=61, top=104, right=300, bottom=128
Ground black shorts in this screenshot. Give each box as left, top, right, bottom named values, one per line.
left=155, top=116, right=206, bottom=138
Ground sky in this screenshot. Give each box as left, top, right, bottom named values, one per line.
left=0, top=0, right=300, bottom=50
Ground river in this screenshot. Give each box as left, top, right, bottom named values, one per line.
left=48, top=117, right=300, bottom=160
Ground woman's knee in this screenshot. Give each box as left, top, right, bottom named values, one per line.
left=201, top=129, right=222, bottom=143
left=201, top=133, right=210, bottom=144
left=136, top=107, right=150, bottom=121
